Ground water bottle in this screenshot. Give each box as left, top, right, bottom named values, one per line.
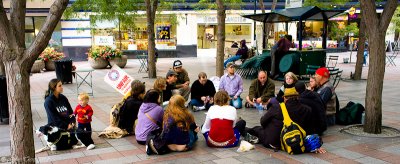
left=255, top=103, right=263, bottom=115
left=361, top=112, right=365, bottom=124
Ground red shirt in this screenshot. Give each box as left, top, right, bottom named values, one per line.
left=74, top=104, right=93, bottom=124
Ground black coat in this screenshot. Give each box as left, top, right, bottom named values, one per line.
left=248, top=99, right=312, bottom=149
left=44, top=94, right=75, bottom=130
left=118, top=96, right=143, bottom=134
left=299, top=90, right=327, bottom=135
left=190, top=80, right=216, bottom=101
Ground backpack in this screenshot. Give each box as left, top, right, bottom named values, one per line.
left=336, top=101, right=365, bottom=125
left=280, top=103, right=306, bottom=155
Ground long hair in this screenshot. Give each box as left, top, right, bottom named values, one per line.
left=44, top=79, right=61, bottom=99
left=153, top=77, right=166, bottom=92
left=163, top=95, right=194, bottom=131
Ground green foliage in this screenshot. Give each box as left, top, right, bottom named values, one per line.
left=328, top=22, right=358, bottom=41
left=303, top=0, right=348, bottom=9
left=390, top=6, right=400, bottom=33
left=193, top=0, right=243, bottom=10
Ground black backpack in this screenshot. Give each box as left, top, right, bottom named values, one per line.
left=336, top=101, right=365, bottom=125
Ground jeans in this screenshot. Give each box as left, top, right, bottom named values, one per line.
left=229, top=96, right=242, bottom=109
left=224, top=55, right=241, bottom=68
left=189, top=99, right=213, bottom=110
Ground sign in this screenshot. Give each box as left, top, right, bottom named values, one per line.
left=197, top=15, right=251, bottom=24
left=156, top=25, right=170, bottom=39
left=104, top=65, right=134, bottom=95
left=348, top=7, right=358, bottom=20
left=205, top=27, right=214, bottom=40
left=94, top=36, right=114, bottom=46
left=285, top=0, right=302, bottom=9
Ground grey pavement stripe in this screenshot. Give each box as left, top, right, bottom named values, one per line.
left=82, top=147, right=116, bottom=156
left=213, top=157, right=243, bottom=164
left=355, top=156, right=389, bottom=164
left=286, top=153, right=330, bottom=164
left=37, top=152, right=85, bottom=163
left=379, top=144, right=400, bottom=155
left=330, top=148, right=365, bottom=160
left=91, top=155, right=141, bottom=164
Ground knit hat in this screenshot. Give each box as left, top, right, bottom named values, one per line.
left=283, top=87, right=299, bottom=97
left=315, top=67, right=330, bottom=78
left=173, top=60, right=182, bottom=68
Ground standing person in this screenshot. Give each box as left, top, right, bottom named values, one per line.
left=271, top=35, right=293, bottom=78
left=172, top=60, right=191, bottom=101
left=44, top=78, right=75, bottom=131
left=135, top=90, right=164, bottom=145
left=245, top=70, right=275, bottom=108
left=73, top=92, right=96, bottom=150
left=189, top=72, right=216, bottom=111
left=314, top=67, right=337, bottom=126
left=219, top=62, right=244, bottom=109
left=162, top=95, right=199, bottom=152
left=163, top=70, right=178, bottom=102
left=118, top=80, right=146, bottom=135
left=201, top=91, right=245, bottom=148
left=275, top=72, right=298, bottom=103
left=153, top=77, right=167, bottom=106
left=224, top=39, right=248, bottom=68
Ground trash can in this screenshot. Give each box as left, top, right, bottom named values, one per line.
left=279, top=53, right=300, bottom=74
left=0, top=75, right=9, bottom=124
left=55, top=59, right=73, bottom=84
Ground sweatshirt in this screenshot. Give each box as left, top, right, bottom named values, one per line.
left=135, top=103, right=164, bottom=142
left=44, top=94, right=75, bottom=130
left=74, top=104, right=93, bottom=124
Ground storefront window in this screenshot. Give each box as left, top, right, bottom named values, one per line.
left=197, top=24, right=251, bottom=49
left=24, top=17, right=62, bottom=49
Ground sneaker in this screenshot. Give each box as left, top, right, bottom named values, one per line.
left=149, top=139, right=159, bottom=155
left=50, top=144, right=57, bottom=151
left=245, top=133, right=259, bottom=144
left=192, top=106, right=201, bottom=112
left=198, top=106, right=206, bottom=110
left=86, top=144, right=95, bottom=150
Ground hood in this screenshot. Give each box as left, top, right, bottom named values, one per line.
left=140, top=103, right=160, bottom=113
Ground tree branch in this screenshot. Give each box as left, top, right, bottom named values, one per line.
left=360, top=0, right=379, bottom=35
left=26, top=0, right=69, bottom=62
left=379, top=0, right=398, bottom=31
left=10, top=0, right=26, bottom=48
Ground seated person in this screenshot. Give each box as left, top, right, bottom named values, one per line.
left=295, top=82, right=327, bottom=136
left=275, top=72, right=298, bottom=103
left=162, top=95, right=199, bottom=152
left=245, top=70, right=275, bottom=108
left=219, top=62, right=244, bottom=109
left=201, top=91, right=245, bottom=148
left=307, top=76, right=319, bottom=91
left=224, top=39, right=248, bottom=68
left=135, top=90, right=164, bottom=145
left=172, top=60, right=191, bottom=101
left=314, top=67, right=337, bottom=126
left=246, top=88, right=313, bottom=150
left=163, top=70, right=178, bottom=102
left=153, top=77, right=167, bottom=106
left=231, top=41, right=239, bottom=48
left=189, top=72, right=216, bottom=111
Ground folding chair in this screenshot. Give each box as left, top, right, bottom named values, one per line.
left=330, top=70, right=343, bottom=89
left=305, top=65, right=320, bottom=79
left=327, top=55, right=339, bottom=69
left=137, top=55, right=148, bottom=73
left=387, top=41, right=399, bottom=66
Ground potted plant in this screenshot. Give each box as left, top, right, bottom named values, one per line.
left=31, top=58, right=45, bottom=73
left=109, top=48, right=127, bottom=68
left=39, top=47, right=65, bottom=71
left=87, top=46, right=125, bottom=69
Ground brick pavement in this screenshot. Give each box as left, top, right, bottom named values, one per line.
left=0, top=50, right=400, bottom=163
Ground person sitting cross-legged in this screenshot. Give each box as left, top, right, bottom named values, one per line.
left=189, top=72, right=216, bottom=112
left=219, top=62, right=244, bottom=109
left=245, top=70, right=275, bottom=109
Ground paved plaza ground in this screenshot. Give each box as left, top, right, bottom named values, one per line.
left=1, top=49, right=400, bottom=163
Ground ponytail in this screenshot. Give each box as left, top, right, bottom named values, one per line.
left=45, top=79, right=61, bottom=99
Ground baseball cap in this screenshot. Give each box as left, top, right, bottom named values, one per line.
left=315, top=67, right=330, bottom=78
left=173, top=60, right=182, bottom=68
left=283, top=87, right=299, bottom=97
left=166, top=69, right=178, bottom=78
left=226, top=62, right=236, bottom=68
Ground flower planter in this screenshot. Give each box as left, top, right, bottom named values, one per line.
left=88, top=58, right=109, bottom=69
left=31, top=60, right=45, bottom=73
left=45, top=60, right=56, bottom=71
left=109, top=55, right=128, bottom=68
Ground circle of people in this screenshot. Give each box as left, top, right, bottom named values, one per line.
left=43, top=58, right=335, bottom=154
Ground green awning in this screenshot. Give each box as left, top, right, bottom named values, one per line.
left=242, top=6, right=345, bottom=23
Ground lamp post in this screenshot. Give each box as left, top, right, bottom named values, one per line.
left=253, top=0, right=257, bottom=41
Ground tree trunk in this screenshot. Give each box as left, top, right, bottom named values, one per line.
left=5, top=60, right=35, bottom=163
left=353, top=16, right=366, bottom=80
left=0, top=61, right=4, bottom=75
left=145, top=0, right=158, bottom=78
left=395, top=30, right=399, bottom=41
left=262, top=0, right=277, bottom=49
left=361, top=0, right=398, bottom=134
left=216, top=0, right=225, bottom=77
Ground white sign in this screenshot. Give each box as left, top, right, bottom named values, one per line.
left=94, top=36, right=114, bottom=46
left=285, top=0, right=302, bottom=9
left=104, top=65, right=134, bottom=95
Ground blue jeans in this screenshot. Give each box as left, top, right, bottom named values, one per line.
left=229, top=96, right=242, bottom=109
left=224, top=55, right=241, bottom=68
left=187, top=130, right=198, bottom=150
left=189, top=99, right=213, bottom=110
left=78, top=122, right=92, bottom=136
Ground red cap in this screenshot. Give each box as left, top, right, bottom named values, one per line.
left=315, top=67, right=330, bottom=78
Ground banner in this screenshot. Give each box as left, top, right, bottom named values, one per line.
left=104, top=65, right=134, bottom=95
left=285, top=0, right=302, bottom=9
left=156, top=25, right=171, bottom=39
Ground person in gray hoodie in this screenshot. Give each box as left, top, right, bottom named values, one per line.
left=135, top=89, right=164, bottom=145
